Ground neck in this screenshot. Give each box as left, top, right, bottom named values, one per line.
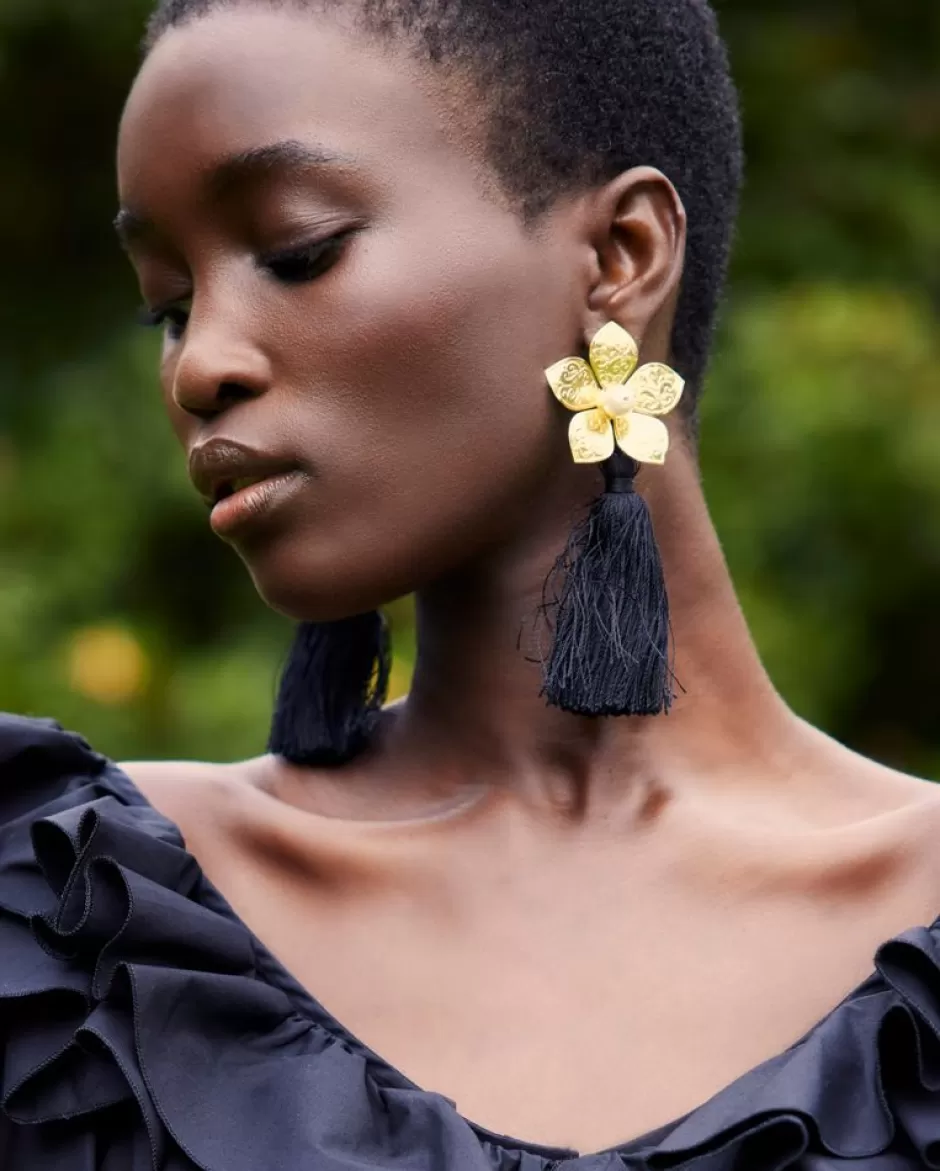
left=382, top=438, right=797, bottom=816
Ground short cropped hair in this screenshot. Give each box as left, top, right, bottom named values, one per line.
left=145, top=0, right=744, bottom=411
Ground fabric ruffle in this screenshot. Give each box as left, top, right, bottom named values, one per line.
left=2, top=713, right=940, bottom=1171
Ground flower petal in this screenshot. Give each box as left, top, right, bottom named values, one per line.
left=588, top=322, right=639, bottom=388
left=614, top=412, right=669, bottom=465
left=569, top=408, right=615, bottom=464
left=545, top=357, right=600, bottom=411
left=628, top=363, right=685, bottom=417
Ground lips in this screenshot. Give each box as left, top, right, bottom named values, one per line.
left=188, top=439, right=302, bottom=507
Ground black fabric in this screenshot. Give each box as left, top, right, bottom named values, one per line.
left=3, top=713, right=940, bottom=1170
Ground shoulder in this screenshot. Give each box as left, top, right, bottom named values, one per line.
left=118, top=755, right=268, bottom=858
left=800, top=726, right=940, bottom=901
left=787, top=719, right=940, bottom=825
left=0, top=711, right=101, bottom=777
left=0, top=713, right=114, bottom=831
left=0, top=709, right=261, bottom=855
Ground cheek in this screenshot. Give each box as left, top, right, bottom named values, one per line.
left=286, top=224, right=568, bottom=533
left=238, top=218, right=578, bottom=618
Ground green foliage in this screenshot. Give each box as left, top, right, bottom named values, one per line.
left=0, top=0, right=937, bottom=775
left=704, top=284, right=940, bottom=774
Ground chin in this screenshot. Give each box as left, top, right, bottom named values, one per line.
left=248, top=567, right=377, bottom=624
left=238, top=540, right=400, bottom=625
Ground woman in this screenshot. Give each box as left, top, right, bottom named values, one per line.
left=2, top=1, right=939, bottom=1168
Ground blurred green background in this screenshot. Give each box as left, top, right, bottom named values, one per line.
left=0, top=0, right=937, bottom=773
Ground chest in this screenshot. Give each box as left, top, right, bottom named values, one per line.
left=200, top=827, right=938, bottom=1155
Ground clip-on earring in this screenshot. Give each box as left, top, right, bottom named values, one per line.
left=541, top=321, right=685, bottom=716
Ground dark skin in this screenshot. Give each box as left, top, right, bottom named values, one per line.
left=118, top=7, right=940, bottom=1156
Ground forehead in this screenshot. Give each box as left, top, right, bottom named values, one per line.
left=118, top=6, right=496, bottom=212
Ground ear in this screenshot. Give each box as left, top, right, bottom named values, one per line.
left=582, top=167, right=687, bottom=360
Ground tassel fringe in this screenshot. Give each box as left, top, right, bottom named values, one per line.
left=268, top=613, right=391, bottom=766
left=541, top=458, right=674, bottom=716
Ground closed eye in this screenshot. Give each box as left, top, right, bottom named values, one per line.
left=137, top=304, right=190, bottom=341
left=261, top=230, right=355, bottom=284
left=134, top=230, right=354, bottom=337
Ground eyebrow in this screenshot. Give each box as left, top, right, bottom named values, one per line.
left=114, top=139, right=355, bottom=246
left=207, top=139, right=353, bottom=198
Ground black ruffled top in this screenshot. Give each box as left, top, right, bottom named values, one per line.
left=3, top=714, right=940, bottom=1170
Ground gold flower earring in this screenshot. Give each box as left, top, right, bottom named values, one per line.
left=537, top=323, right=682, bottom=717
left=546, top=321, right=685, bottom=465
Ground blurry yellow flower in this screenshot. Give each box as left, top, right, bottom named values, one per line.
left=545, top=322, right=685, bottom=465
left=67, top=625, right=150, bottom=706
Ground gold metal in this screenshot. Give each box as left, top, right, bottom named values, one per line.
left=570, top=408, right=616, bottom=463
left=545, top=323, right=685, bottom=466
left=613, top=413, right=669, bottom=465
left=589, top=321, right=639, bottom=388
left=627, top=362, right=685, bottom=417
left=544, top=357, right=599, bottom=411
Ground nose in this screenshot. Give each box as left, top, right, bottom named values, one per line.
left=171, top=315, right=272, bottom=419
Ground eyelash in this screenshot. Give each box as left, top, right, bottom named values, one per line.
left=137, top=231, right=352, bottom=339
left=262, top=233, right=350, bottom=283
left=137, top=305, right=189, bottom=340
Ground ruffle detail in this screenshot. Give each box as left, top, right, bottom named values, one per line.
left=0, top=717, right=517, bottom=1171
left=2, top=713, right=940, bottom=1171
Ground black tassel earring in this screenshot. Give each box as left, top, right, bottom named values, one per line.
left=541, top=322, right=684, bottom=716
left=268, top=613, right=391, bottom=766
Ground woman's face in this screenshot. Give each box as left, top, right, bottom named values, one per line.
left=117, top=6, right=588, bottom=620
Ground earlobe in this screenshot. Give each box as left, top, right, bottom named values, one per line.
left=584, top=166, right=687, bottom=352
